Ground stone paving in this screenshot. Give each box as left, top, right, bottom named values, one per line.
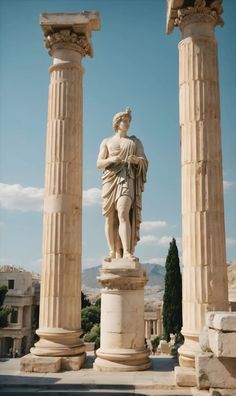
left=0, top=354, right=206, bottom=395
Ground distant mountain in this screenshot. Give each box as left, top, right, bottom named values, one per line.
left=82, top=265, right=101, bottom=289
left=143, top=263, right=165, bottom=288
left=82, top=263, right=165, bottom=290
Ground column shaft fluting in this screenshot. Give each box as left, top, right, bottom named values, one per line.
left=32, top=55, right=84, bottom=357
left=29, top=13, right=100, bottom=363
left=177, top=14, right=228, bottom=367
left=40, top=64, right=83, bottom=331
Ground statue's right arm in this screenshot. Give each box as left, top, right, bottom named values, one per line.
left=96, top=138, right=112, bottom=169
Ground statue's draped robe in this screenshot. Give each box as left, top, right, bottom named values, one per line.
left=102, top=136, right=148, bottom=254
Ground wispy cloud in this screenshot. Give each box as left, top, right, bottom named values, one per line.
left=0, top=183, right=102, bottom=212
left=139, top=235, right=159, bottom=245
left=226, top=238, right=236, bottom=246
left=159, top=236, right=174, bottom=246
left=83, top=188, right=102, bottom=206
left=139, top=234, right=181, bottom=246
left=0, top=183, right=43, bottom=212
left=28, top=258, right=42, bottom=273
left=223, top=180, right=234, bottom=191
left=0, top=258, right=10, bottom=264
left=147, top=257, right=166, bottom=265
left=141, top=221, right=167, bottom=232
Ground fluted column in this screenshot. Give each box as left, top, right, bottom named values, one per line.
left=167, top=0, right=228, bottom=368
left=29, top=13, right=100, bottom=366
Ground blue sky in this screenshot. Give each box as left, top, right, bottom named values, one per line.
left=0, top=0, right=235, bottom=273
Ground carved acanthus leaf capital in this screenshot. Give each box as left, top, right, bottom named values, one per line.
left=44, top=29, right=91, bottom=57
left=167, top=0, right=224, bottom=33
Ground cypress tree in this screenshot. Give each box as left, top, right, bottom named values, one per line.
left=162, top=238, right=182, bottom=342
left=0, top=285, right=9, bottom=328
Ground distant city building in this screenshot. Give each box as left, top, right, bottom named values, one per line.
left=228, top=263, right=236, bottom=312
left=144, top=304, right=163, bottom=340
left=0, top=266, right=40, bottom=358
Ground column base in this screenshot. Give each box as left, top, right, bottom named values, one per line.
left=23, top=327, right=87, bottom=371
left=20, top=352, right=86, bottom=372
left=178, top=333, right=201, bottom=368
left=94, top=348, right=150, bottom=372
left=31, top=328, right=85, bottom=357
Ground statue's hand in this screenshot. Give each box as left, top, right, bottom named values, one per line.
left=109, top=155, right=122, bottom=164
left=128, top=155, right=139, bottom=165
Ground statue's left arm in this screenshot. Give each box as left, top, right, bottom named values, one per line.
left=128, top=137, right=148, bottom=172
left=131, top=138, right=148, bottom=182
left=129, top=136, right=148, bottom=254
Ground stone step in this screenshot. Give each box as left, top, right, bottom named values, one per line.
left=0, top=384, right=195, bottom=395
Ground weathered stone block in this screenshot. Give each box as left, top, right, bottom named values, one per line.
left=175, top=366, right=197, bottom=387
left=192, top=390, right=210, bottom=396
left=20, top=354, right=61, bottom=372
left=209, top=328, right=236, bottom=357
left=199, top=326, right=211, bottom=352
left=84, top=342, right=95, bottom=351
left=209, top=388, right=236, bottom=396
left=61, top=353, right=86, bottom=370
left=207, top=312, right=236, bottom=332
left=196, top=352, right=236, bottom=389
left=210, top=389, right=236, bottom=396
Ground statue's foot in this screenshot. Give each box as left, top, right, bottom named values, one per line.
left=104, top=251, right=116, bottom=262
left=116, top=251, right=122, bottom=259
left=123, top=252, right=138, bottom=262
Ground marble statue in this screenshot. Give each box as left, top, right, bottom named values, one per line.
left=97, top=108, right=148, bottom=262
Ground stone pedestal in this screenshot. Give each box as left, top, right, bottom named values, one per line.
left=21, top=12, right=100, bottom=373
left=94, top=260, right=150, bottom=371
left=159, top=340, right=171, bottom=355
left=166, top=0, right=228, bottom=369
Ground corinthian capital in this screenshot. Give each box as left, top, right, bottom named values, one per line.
left=44, top=29, right=90, bottom=56
left=40, top=12, right=100, bottom=57
left=166, top=0, right=224, bottom=34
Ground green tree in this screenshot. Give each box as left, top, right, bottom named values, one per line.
left=0, top=285, right=10, bottom=328
left=162, top=238, right=182, bottom=342
left=81, top=291, right=91, bottom=309
left=151, top=336, right=160, bottom=353
left=84, top=324, right=100, bottom=349
left=81, top=305, right=100, bottom=333
left=95, top=297, right=101, bottom=308
left=0, top=285, right=8, bottom=305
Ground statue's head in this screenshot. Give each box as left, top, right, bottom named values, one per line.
left=112, top=107, right=132, bottom=132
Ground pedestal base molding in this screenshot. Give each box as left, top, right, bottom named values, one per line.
left=20, top=352, right=86, bottom=372
left=94, top=259, right=150, bottom=372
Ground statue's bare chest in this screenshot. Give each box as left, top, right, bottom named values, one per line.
left=107, top=136, right=133, bottom=154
